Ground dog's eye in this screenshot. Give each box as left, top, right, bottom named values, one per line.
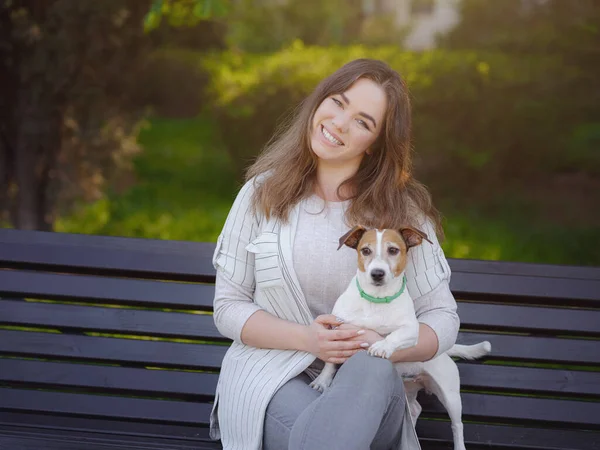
left=361, top=247, right=372, bottom=256
left=388, top=247, right=400, bottom=256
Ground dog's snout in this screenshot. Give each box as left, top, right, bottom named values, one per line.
left=371, top=268, right=385, bottom=282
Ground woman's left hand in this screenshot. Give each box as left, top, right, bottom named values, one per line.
left=337, top=323, right=384, bottom=348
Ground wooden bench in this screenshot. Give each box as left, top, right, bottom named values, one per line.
left=1, top=228, right=599, bottom=450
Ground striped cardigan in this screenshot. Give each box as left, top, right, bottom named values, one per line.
left=211, top=178, right=460, bottom=450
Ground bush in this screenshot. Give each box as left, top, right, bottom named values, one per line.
left=201, top=43, right=583, bottom=186
left=134, top=48, right=210, bottom=118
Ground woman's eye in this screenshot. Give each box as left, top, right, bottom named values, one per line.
left=361, top=247, right=372, bottom=256
left=357, top=119, right=369, bottom=130
left=331, top=98, right=342, bottom=107
left=388, top=247, right=399, bottom=256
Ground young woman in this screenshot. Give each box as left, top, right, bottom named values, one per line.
left=211, top=59, right=459, bottom=450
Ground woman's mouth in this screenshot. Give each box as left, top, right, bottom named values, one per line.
left=321, top=125, right=344, bottom=146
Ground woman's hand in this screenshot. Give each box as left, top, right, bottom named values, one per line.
left=337, top=323, right=385, bottom=348
left=302, top=315, right=370, bottom=364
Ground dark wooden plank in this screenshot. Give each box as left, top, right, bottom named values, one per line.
left=0, top=359, right=219, bottom=397
left=457, top=363, right=600, bottom=397
left=417, top=419, right=600, bottom=450
left=0, top=388, right=211, bottom=424
left=0, top=330, right=228, bottom=369
left=458, top=301, right=600, bottom=335
left=457, top=332, right=600, bottom=365
left=0, top=412, right=211, bottom=441
left=449, top=258, right=600, bottom=281
left=0, top=426, right=222, bottom=450
left=0, top=228, right=216, bottom=282
left=0, top=300, right=223, bottom=340
left=419, top=391, right=600, bottom=427
left=450, top=271, right=600, bottom=304
left=0, top=270, right=214, bottom=310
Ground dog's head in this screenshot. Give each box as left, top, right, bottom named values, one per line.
left=338, top=226, right=432, bottom=286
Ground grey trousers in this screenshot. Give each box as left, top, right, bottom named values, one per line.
left=263, top=351, right=406, bottom=450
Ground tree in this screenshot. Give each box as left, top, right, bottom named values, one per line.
left=0, top=0, right=225, bottom=230
left=0, top=1, right=154, bottom=230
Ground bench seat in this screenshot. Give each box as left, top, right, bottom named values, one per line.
left=1, top=228, right=599, bottom=449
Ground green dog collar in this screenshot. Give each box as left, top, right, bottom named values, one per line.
left=356, top=275, right=407, bottom=304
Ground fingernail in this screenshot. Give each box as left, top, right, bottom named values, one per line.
left=357, top=330, right=365, bottom=335
left=336, top=317, right=344, bottom=323
left=360, top=343, right=370, bottom=348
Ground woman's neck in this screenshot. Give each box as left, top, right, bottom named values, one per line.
left=315, top=162, right=358, bottom=202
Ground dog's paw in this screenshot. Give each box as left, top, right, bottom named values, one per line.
left=309, top=377, right=331, bottom=393
left=368, top=340, right=396, bottom=359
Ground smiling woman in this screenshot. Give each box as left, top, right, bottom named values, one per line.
left=211, top=59, right=458, bottom=450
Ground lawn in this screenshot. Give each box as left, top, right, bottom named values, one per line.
left=56, top=115, right=600, bottom=266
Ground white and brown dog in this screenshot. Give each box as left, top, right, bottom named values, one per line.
left=310, top=226, right=491, bottom=450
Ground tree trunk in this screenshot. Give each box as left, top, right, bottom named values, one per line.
left=14, top=86, right=61, bottom=231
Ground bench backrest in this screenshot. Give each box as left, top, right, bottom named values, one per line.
left=1, top=229, right=599, bottom=449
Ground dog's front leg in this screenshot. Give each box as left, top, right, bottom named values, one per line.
left=368, top=320, right=419, bottom=359
left=309, top=362, right=337, bottom=392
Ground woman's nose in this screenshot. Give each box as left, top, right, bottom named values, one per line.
left=332, top=113, right=349, bottom=133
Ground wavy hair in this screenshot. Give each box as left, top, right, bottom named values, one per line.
left=246, top=58, right=443, bottom=239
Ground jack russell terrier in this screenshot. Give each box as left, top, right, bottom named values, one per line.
left=310, top=226, right=491, bottom=450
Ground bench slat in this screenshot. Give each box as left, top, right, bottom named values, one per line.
left=450, top=271, right=600, bottom=303
left=0, top=430, right=221, bottom=450
left=0, top=412, right=212, bottom=441
left=0, top=331, right=227, bottom=369
left=458, top=332, right=600, bottom=365
left=0, top=228, right=216, bottom=282
left=3, top=385, right=598, bottom=431
left=458, top=301, right=600, bottom=335
left=2, top=329, right=598, bottom=369
left=0, top=388, right=211, bottom=425
left=0, top=359, right=218, bottom=397
left=419, top=391, right=600, bottom=427
left=0, top=270, right=214, bottom=309
left=417, top=419, right=600, bottom=450
left=0, top=300, right=223, bottom=340
left=449, top=258, right=600, bottom=281
left=3, top=357, right=598, bottom=400
left=458, top=363, right=600, bottom=397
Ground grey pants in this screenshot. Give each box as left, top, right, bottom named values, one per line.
left=263, top=351, right=406, bottom=450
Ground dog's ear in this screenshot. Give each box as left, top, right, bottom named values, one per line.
left=338, top=226, right=367, bottom=250
left=399, top=226, right=433, bottom=249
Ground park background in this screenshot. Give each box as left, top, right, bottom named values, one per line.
left=1, top=0, right=598, bottom=266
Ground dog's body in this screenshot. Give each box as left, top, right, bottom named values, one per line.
left=310, top=227, right=491, bottom=450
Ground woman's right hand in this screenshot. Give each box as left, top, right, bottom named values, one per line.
left=302, top=315, right=369, bottom=364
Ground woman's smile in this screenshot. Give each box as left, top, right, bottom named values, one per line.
left=320, top=124, right=344, bottom=147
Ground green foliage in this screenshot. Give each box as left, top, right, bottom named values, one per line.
left=56, top=116, right=238, bottom=241
left=145, top=0, right=229, bottom=32
left=201, top=43, right=583, bottom=184
left=53, top=116, right=600, bottom=266
left=224, top=0, right=363, bottom=52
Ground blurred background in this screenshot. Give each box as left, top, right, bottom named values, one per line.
left=0, top=0, right=598, bottom=265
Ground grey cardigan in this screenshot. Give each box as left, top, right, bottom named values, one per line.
left=211, top=178, right=460, bottom=450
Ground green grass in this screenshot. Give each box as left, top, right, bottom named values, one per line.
left=55, top=114, right=600, bottom=266
left=56, top=115, right=238, bottom=242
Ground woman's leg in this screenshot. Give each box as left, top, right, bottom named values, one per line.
left=291, top=351, right=405, bottom=450
left=263, top=373, right=321, bottom=450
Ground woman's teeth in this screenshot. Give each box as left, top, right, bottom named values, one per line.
left=322, top=125, right=343, bottom=146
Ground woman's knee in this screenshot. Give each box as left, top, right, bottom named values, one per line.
left=340, top=351, right=401, bottom=394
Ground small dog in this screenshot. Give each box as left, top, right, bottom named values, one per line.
left=310, top=226, right=491, bottom=450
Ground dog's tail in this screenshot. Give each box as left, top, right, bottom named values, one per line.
left=446, top=341, right=491, bottom=360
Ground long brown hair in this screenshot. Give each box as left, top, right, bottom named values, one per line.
left=246, top=59, right=443, bottom=239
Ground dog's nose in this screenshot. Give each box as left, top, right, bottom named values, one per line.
left=371, top=269, right=385, bottom=282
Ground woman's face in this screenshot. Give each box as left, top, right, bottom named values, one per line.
left=310, top=77, right=387, bottom=170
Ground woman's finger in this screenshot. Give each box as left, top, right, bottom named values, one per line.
left=331, top=328, right=364, bottom=341
left=315, top=314, right=344, bottom=327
